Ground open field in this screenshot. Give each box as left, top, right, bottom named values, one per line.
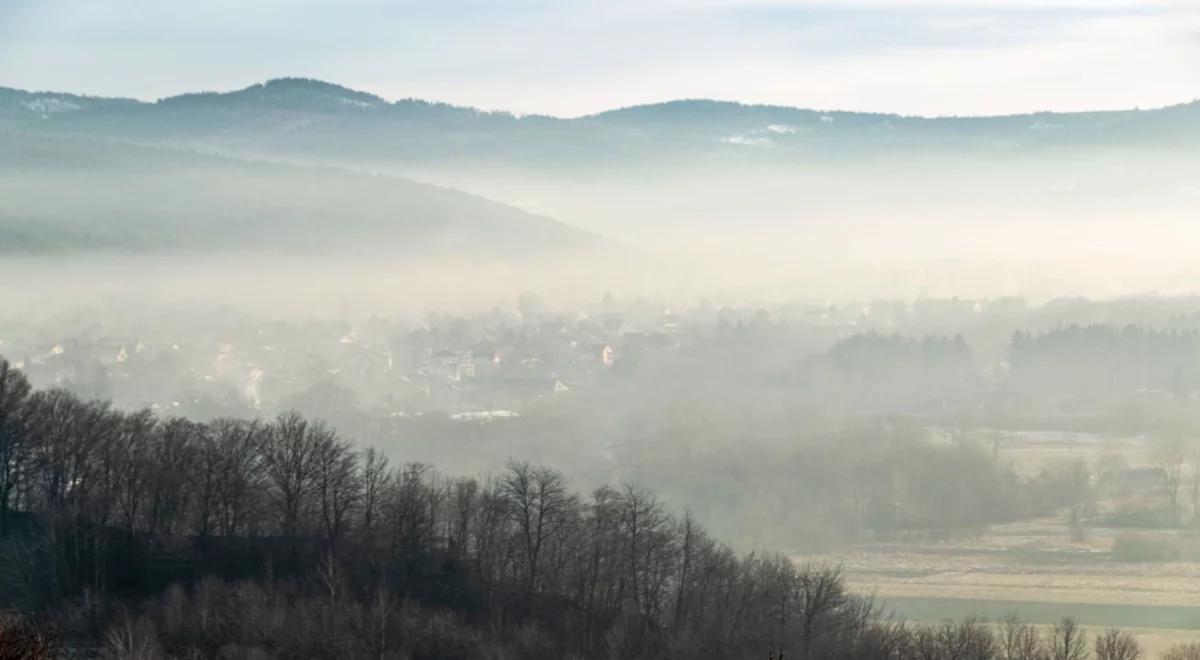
left=798, top=429, right=1200, bottom=652
left=931, top=427, right=1159, bottom=474
left=824, top=525, right=1200, bottom=608
left=798, top=533, right=1200, bottom=653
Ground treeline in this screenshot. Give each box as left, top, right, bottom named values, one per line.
left=3, top=584, right=1188, bottom=660
left=795, top=325, right=1200, bottom=411
left=775, top=325, right=1200, bottom=427
left=777, top=332, right=980, bottom=418
left=620, top=418, right=1087, bottom=549
left=1010, top=325, right=1200, bottom=400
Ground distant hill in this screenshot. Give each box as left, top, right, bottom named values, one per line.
left=0, top=130, right=589, bottom=255
left=3, top=78, right=1197, bottom=271
left=2, top=78, right=1198, bottom=169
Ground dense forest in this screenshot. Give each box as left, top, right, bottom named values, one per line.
left=0, top=356, right=1192, bottom=659
left=1009, top=325, right=1200, bottom=401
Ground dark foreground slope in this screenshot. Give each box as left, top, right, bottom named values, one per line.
left=0, top=356, right=1174, bottom=660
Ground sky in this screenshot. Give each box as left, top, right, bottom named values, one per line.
left=0, top=0, right=1197, bottom=117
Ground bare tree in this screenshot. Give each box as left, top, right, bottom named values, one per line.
left=503, top=461, right=575, bottom=602
left=1048, top=618, right=1089, bottom=660
left=999, top=613, right=1046, bottom=660
left=261, top=412, right=321, bottom=537
left=359, top=446, right=390, bottom=548
left=26, top=391, right=107, bottom=516
left=1156, top=434, right=1188, bottom=528
left=672, top=510, right=701, bottom=634
left=1063, top=458, right=1092, bottom=540
left=364, top=581, right=395, bottom=659
left=1190, top=444, right=1200, bottom=528
left=1162, top=643, right=1200, bottom=660
left=795, top=563, right=846, bottom=660
left=1094, top=629, right=1140, bottom=660
left=22, top=391, right=116, bottom=597
left=447, top=477, right=479, bottom=555
left=615, top=483, right=672, bottom=621
left=189, top=423, right=222, bottom=544
left=312, top=430, right=360, bottom=553
left=113, top=409, right=157, bottom=537
left=469, top=475, right=509, bottom=604
left=210, top=418, right=265, bottom=538
left=0, top=360, right=32, bottom=535
left=144, top=418, right=201, bottom=538
left=936, top=617, right=997, bottom=660
left=104, top=610, right=161, bottom=660
left=85, top=408, right=126, bottom=538
left=384, top=462, right=437, bottom=559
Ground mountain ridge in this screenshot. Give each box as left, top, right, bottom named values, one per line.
left=4, top=77, right=1196, bottom=169
left=4, top=76, right=1197, bottom=121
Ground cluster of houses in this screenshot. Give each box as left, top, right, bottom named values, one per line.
left=0, top=306, right=685, bottom=419
left=0, top=295, right=1033, bottom=421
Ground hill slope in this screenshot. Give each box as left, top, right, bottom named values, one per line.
left=0, top=130, right=589, bottom=255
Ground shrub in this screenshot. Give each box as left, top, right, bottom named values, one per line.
left=1100, top=508, right=1171, bottom=529
left=0, top=611, right=56, bottom=660
left=1163, top=643, right=1200, bottom=660
left=1110, top=533, right=1180, bottom=562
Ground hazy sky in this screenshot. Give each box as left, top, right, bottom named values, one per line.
left=1, top=0, right=1197, bottom=117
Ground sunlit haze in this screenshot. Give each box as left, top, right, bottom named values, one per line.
left=2, top=2, right=1200, bottom=657
left=2, top=0, right=1198, bottom=116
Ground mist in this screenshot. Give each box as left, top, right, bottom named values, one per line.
left=2, top=56, right=1200, bottom=660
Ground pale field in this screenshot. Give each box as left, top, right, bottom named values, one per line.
left=796, top=430, right=1200, bottom=653
left=797, top=525, right=1200, bottom=653
left=932, top=427, right=1159, bottom=474
left=835, top=543, right=1200, bottom=614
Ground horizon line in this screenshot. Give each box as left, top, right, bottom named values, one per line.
left=3, top=75, right=1198, bottom=121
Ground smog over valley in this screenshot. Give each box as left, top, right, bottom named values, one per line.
left=1, top=1, right=1200, bottom=658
